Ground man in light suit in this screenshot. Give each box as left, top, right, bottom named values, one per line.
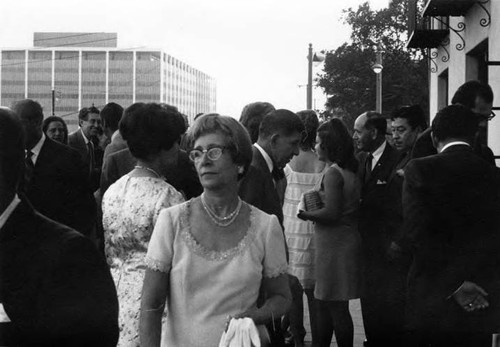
left=13, top=99, right=97, bottom=238
left=403, top=104, right=500, bottom=346
left=101, top=102, right=126, bottom=161
left=68, top=105, right=103, bottom=191
left=0, top=108, right=119, bottom=346
left=353, top=111, right=402, bottom=347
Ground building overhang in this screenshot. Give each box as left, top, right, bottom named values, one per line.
left=423, top=0, right=476, bottom=17
left=407, top=28, right=449, bottom=48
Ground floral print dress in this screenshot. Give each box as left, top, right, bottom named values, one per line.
left=102, top=175, right=184, bottom=347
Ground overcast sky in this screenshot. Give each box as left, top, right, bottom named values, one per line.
left=0, top=0, right=389, bottom=117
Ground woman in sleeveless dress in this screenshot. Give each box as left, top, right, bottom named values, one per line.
left=140, top=114, right=291, bottom=347
left=283, top=110, right=326, bottom=346
left=102, top=103, right=185, bottom=346
left=298, top=119, right=362, bottom=347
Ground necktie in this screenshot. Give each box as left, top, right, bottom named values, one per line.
left=25, top=150, right=35, bottom=186
left=272, top=167, right=285, bottom=181
left=365, top=153, right=373, bottom=183
left=87, top=141, right=95, bottom=175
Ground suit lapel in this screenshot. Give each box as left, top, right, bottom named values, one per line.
left=366, top=144, right=399, bottom=186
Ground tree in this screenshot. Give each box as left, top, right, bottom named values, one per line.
left=318, top=0, right=428, bottom=123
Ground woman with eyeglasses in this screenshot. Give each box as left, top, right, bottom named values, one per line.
left=102, top=103, right=185, bottom=346
left=140, top=114, right=291, bottom=347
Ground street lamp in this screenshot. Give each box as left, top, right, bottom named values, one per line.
left=371, top=43, right=384, bottom=113
left=307, top=43, right=325, bottom=110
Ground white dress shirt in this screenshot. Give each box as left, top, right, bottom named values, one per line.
left=27, top=133, right=46, bottom=165
left=440, top=141, right=470, bottom=153
left=370, top=140, right=387, bottom=170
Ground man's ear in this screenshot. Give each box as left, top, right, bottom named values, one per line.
left=370, top=127, right=378, bottom=140
left=431, top=131, right=438, bottom=149
left=78, top=118, right=84, bottom=128
left=270, top=133, right=280, bottom=146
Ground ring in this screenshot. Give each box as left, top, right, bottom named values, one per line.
left=468, top=303, right=473, bottom=307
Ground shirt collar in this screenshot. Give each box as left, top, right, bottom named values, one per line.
left=80, top=128, right=90, bottom=145
left=371, top=140, right=387, bottom=167
left=440, top=141, right=470, bottom=153
left=0, top=194, right=20, bottom=231
left=254, top=143, right=273, bottom=173
left=111, top=130, right=120, bottom=142
left=28, top=133, right=46, bottom=165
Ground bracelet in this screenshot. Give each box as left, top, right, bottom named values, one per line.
left=141, top=303, right=165, bottom=312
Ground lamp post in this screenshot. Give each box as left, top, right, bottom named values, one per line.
left=372, top=44, right=384, bottom=113
left=307, top=43, right=325, bottom=110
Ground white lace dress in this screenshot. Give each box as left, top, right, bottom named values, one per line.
left=102, top=175, right=184, bottom=347
left=145, top=199, right=288, bottom=347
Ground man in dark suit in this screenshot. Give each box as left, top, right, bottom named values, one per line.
left=238, top=109, right=304, bottom=347
left=101, top=102, right=126, bottom=161
left=68, top=105, right=103, bottom=191
left=12, top=99, right=97, bottom=238
left=411, top=80, right=496, bottom=166
left=403, top=104, right=500, bottom=346
left=0, top=108, right=119, bottom=346
left=353, top=111, right=402, bottom=347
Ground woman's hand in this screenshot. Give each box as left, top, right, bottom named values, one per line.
left=297, top=210, right=309, bottom=221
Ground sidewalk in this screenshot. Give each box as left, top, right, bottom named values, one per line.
left=303, top=298, right=366, bottom=347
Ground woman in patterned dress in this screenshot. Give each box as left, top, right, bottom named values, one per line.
left=102, top=103, right=185, bottom=346
left=140, top=114, right=291, bottom=347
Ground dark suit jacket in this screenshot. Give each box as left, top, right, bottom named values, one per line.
left=23, top=138, right=97, bottom=237
left=0, top=198, right=119, bottom=346
left=411, top=127, right=496, bottom=166
left=100, top=148, right=202, bottom=199
left=358, top=142, right=401, bottom=254
left=403, top=145, right=500, bottom=333
left=239, top=146, right=284, bottom=226
left=68, top=130, right=103, bottom=191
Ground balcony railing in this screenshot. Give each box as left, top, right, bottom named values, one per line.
left=407, top=0, right=449, bottom=48
left=423, top=0, right=476, bottom=17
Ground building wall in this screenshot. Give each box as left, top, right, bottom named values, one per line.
left=0, top=45, right=216, bottom=131
left=427, top=1, right=499, bottom=162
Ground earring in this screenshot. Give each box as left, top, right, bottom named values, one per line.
left=238, top=166, right=244, bottom=174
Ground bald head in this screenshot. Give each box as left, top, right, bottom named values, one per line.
left=353, top=111, right=387, bottom=152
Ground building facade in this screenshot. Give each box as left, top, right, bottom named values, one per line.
left=408, top=0, right=499, bottom=164
left=0, top=32, right=216, bottom=129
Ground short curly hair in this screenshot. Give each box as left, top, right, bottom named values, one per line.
left=188, top=113, right=253, bottom=180
left=239, top=102, right=275, bottom=143
left=119, top=103, right=183, bottom=160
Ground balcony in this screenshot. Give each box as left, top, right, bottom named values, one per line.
left=407, top=0, right=449, bottom=49
left=423, top=0, right=476, bottom=17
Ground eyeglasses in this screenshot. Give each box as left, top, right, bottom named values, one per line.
left=189, top=146, right=227, bottom=162
left=475, top=111, right=496, bottom=121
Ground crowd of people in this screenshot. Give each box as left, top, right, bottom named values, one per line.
left=0, top=79, right=499, bottom=347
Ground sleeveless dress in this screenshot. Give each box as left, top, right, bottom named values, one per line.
left=102, top=175, right=184, bottom=346
left=314, top=163, right=362, bottom=301
left=145, top=199, right=288, bottom=347
left=283, top=164, right=326, bottom=289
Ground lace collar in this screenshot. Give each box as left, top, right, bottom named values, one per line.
left=179, top=199, right=258, bottom=262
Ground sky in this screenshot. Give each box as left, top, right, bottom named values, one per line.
left=0, top=0, right=389, bottom=117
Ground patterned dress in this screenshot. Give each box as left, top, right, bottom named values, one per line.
left=145, top=199, right=288, bottom=347
left=102, top=175, right=184, bottom=346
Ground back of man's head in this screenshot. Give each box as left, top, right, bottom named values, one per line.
left=100, top=102, right=123, bottom=133
left=432, top=104, right=479, bottom=144
left=0, top=108, right=25, bottom=193
left=240, top=102, right=275, bottom=143
left=258, top=109, right=304, bottom=140
left=11, top=99, right=44, bottom=125
left=451, top=80, right=493, bottom=109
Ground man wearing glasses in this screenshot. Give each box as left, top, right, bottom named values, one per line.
left=411, top=80, right=496, bottom=166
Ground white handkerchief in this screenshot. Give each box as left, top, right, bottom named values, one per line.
left=219, top=317, right=261, bottom=347
left=0, top=303, right=11, bottom=323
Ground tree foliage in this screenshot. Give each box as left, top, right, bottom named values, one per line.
left=318, top=0, right=428, bottom=122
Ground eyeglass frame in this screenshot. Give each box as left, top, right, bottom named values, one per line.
left=188, top=146, right=230, bottom=162
left=475, top=110, right=496, bottom=121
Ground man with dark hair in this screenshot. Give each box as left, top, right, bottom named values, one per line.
left=239, top=108, right=304, bottom=347
left=403, top=104, right=500, bottom=346
left=353, top=110, right=402, bottom=347
left=101, top=102, right=125, bottom=160
left=239, top=101, right=276, bottom=144
left=69, top=105, right=103, bottom=191
left=0, top=108, right=119, bottom=346
left=12, top=99, right=96, bottom=238
left=412, top=80, right=496, bottom=165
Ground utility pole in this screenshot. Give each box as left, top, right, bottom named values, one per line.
left=51, top=89, right=55, bottom=116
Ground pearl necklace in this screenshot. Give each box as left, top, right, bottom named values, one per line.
left=200, top=193, right=242, bottom=227
left=134, top=165, right=161, bottom=178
